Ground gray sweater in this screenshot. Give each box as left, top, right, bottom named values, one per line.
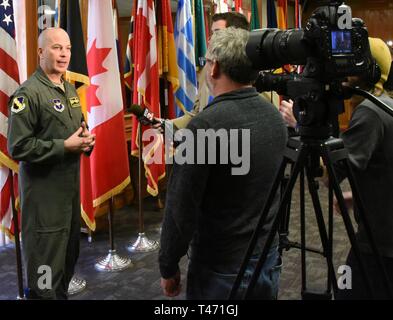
left=159, top=87, right=288, bottom=278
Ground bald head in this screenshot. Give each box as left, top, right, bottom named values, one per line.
left=38, top=28, right=71, bottom=82
left=38, top=27, right=70, bottom=49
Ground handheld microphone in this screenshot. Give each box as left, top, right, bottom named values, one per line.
left=129, top=104, right=164, bottom=126
left=129, top=104, right=175, bottom=141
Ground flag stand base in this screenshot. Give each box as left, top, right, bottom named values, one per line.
left=68, top=275, right=87, bottom=295
left=94, top=250, right=133, bottom=272
left=127, top=233, right=159, bottom=253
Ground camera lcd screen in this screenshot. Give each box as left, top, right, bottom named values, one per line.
left=331, top=30, right=352, bottom=54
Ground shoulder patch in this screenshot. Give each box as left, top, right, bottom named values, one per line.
left=11, top=97, right=27, bottom=113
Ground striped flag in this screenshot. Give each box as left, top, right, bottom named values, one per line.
left=250, top=0, right=261, bottom=30
left=0, top=0, right=19, bottom=240
left=194, top=0, right=207, bottom=69
left=295, top=0, right=302, bottom=28
left=83, top=0, right=131, bottom=229
left=267, top=0, right=278, bottom=28
left=174, top=0, right=197, bottom=117
left=157, top=0, right=179, bottom=120
left=131, top=0, right=165, bottom=197
left=124, top=0, right=137, bottom=109
left=277, top=0, right=288, bottom=30
left=214, top=0, right=231, bottom=13
left=234, top=0, right=243, bottom=13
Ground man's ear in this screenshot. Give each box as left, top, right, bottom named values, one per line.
left=37, top=48, right=43, bottom=59
left=211, top=61, right=220, bottom=79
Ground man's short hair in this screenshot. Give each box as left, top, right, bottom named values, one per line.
left=206, top=27, right=258, bottom=84
left=212, top=12, right=250, bottom=30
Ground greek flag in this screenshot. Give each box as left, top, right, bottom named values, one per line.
left=174, top=0, right=197, bottom=117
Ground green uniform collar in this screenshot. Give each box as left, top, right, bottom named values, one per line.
left=34, top=67, right=66, bottom=89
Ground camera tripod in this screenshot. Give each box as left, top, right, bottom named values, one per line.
left=229, top=132, right=393, bottom=300
left=278, top=161, right=334, bottom=299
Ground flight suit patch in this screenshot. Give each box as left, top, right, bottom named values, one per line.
left=69, top=97, right=81, bottom=108
left=53, top=99, right=65, bottom=112
left=11, top=97, right=27, bottom=113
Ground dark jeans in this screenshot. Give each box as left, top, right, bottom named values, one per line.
left=186, top=247, right=282, bottom=300
left=335, top=247, right=393, bottom=300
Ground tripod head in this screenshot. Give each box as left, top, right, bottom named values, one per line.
left=256, top=65, right=392, bottom=140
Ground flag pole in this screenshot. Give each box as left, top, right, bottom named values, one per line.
left=156, top=78, right=168, bottom=211
left=95, top=196, right=132, bottom=272
left=127, top=123, right=159, bottom=252
left=67, top=275, right=87, bottom=296
left=9, top=171, right=25, bottom=300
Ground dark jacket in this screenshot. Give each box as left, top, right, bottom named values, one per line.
left=335, top=94, right=393, bottom=257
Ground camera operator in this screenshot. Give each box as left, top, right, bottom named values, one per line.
left=159, top=27, right=287, bottom=299
left=279, top=98, right=297, bottom=131
left=384, top=60, right=393, bottom=98
left=334, top=37, right=393, bottom=300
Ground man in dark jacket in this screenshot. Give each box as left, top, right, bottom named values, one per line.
left=159, top=27, right=287, bottom=299
left=334, top=37, right=393, bottom=299
left=7, top=28, right=95, bottom=299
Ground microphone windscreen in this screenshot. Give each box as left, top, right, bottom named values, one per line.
left=129, top=104, right=144, bottom=117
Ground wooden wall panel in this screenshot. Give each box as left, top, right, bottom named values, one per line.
left=119, top=17, right=130, bottom=66
left=25, top=0, right=38, bottom=77
left=302, top=0, right=393, bottom=42
left=350, top=1, right=393, bottom=41
left=80, top=0, right=88, bottom=43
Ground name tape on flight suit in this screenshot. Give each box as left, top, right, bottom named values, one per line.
left=69, top=97, right=81, bottom=107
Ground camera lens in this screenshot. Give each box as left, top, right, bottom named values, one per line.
left=246, top=29, right=309, bottom=70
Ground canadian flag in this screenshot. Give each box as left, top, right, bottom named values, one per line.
left=81, top=0, right=130, bottom=230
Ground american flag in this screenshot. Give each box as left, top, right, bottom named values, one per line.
left=0, top=0, right=19, bottom=241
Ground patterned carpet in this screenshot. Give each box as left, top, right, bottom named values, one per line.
left=0, top=178, right=353, bottom=300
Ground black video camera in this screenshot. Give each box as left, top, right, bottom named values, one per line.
left=247, top=1, right=380, bottom=138
left=247, top=1, right=378, bottom=83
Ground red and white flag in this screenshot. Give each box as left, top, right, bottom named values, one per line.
left=214, top=0, right=231, bottom=13
left=235, top=0, right=243, bottom=13
left=0, top=0, right=20, bottom=241
left=131, top=0, right=165, bottom=197
left=81, top=0, right=130, bottom=230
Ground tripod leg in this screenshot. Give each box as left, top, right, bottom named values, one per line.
left=241, top=145, right=309, bottom=299
left=343, top=159, right=393, bottom=298
left=229, top=156, right=289, bottom=299
left=320, top=146, right=374, bottom=298
left=327, top=180, right=334, bottom=294
left=304, top=166, right=338, bottom=296
left=300, top=169, right=307, bottom=293
left=278, top=171, right=292, bottom=255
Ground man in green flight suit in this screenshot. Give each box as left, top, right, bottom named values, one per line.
left=7, top=28, right=95, bottom=299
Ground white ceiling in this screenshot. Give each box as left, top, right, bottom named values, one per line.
left=116, top=0, right=179, bottom=17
